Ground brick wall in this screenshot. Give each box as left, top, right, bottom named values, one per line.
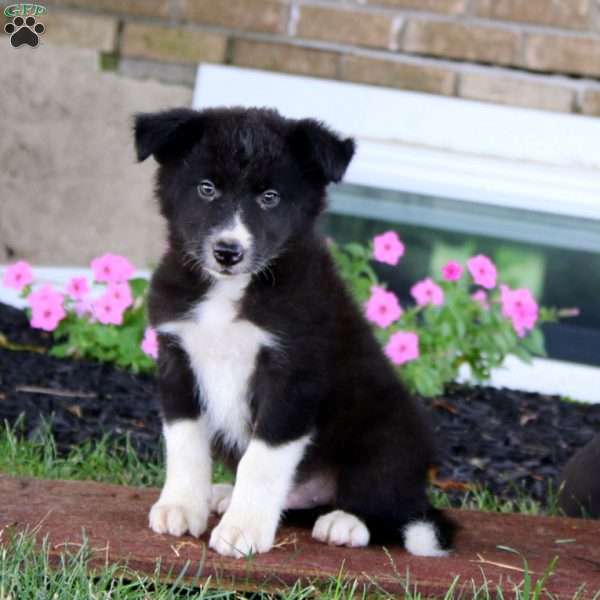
left=34, top=0, right=600, bottom=115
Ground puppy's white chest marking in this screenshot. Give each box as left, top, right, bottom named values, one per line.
left=158, top=275, right=276, bottom=452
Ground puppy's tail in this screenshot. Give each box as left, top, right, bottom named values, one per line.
left=400, top=508, right=456, bottom=557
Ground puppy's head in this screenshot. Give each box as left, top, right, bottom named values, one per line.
left=134, top=107, right=354, bottom=278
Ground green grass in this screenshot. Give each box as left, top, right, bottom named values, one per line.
left=1, top=417, right=165, bottom=488
left=0, top=526, right=233, bottom=600
left=430, top=482, right=562, bottom=517
left=2, top=418, right=561, bottom=517
left=1, top=526, right=365, bottom=599
left=1, top=417, right=559, bottom=515
left=2, top=526, right=595, bottom=600
left=0, top=417, right=234, bottom=488
left=0, top=418, right=583, bottom=599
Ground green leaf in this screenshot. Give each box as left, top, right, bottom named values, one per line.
left=512, top=346, right=533, bottom=364
left=520, top=328, right=546, bottom=356
left=129, top=277, right=149, bottom=298
left=344, top=243, right=366, bottom=259
left=49, top=344, right=70, bottom=358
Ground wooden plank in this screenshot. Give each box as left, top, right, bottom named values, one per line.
left=1, top=476, right=599, bottom=597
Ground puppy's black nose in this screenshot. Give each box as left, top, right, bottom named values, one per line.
left=213, top=240, right=244, bottom=267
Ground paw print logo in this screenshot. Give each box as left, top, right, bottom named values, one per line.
left=4, top=16, right=45, bottom=48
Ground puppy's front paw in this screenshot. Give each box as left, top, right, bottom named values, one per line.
left=149, top=501, right=208, bottom=538
left=210, top=483, right=233, bottom=515
left=209, top=510, right=275, bottom=558
left=312, top=510, right=370, bottom=547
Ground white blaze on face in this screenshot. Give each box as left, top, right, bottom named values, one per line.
left=206, top=212, right=254, bottom=276
left=217, top=213, right=253, bottom=252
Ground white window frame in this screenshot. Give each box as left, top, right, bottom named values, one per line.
left=193, top=64, right=600, bottom=222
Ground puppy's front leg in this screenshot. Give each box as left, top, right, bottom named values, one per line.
left=149, top=417, right=212, bottom=537
left=209, top=435, right=309, bottom=558
left=149, top=341, right=212, bottom=538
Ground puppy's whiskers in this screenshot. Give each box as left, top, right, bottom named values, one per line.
left=182, top=247, right=204, bottom=275
left=253, top=255, right=277, bottom=286
left=260, top=263, right=276, bottom=286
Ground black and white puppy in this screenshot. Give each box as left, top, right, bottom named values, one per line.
left=134, top=107, right=454, bottom=559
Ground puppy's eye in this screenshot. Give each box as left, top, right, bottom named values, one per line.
left=197, top=180, right=216, bottom=200
left=259, top=189, right=280, bottom=209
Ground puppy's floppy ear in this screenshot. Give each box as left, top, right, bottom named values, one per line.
left=288, top=119, right=355, bottom=183
left=134, top=108, right=202, bottom=163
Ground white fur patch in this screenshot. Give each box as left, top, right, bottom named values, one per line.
left=158, top=275, right=277, bottom=452
left=149, top=418, right=212, bottom=538
left=217, top=213, right=253, bottom=250
left=312, top=510, right=370, bottom=547
left=403, top=521, right=448, bottom=557
left=210, top=483, right=233, bottom=515
left=209, top=436, right=310, bottom=558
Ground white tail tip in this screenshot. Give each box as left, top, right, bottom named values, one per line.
left=403, top=521, right=449, bottom=557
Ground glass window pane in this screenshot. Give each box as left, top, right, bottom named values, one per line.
left=322, top=183, right=600, bottom=367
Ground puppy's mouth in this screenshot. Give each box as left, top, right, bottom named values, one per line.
left=205, top=261, right=271, bottom=279
left=204, top=261, right=254, bottom=278
left=206, top=266, right=237, bottom=278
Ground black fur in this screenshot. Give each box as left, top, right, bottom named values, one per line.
left=135, top=106, right=454, bottom=551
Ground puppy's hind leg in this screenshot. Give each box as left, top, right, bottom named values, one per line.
left=312, top=509, right=370, bottom=547
left=333, top=464, right=455, bottom=556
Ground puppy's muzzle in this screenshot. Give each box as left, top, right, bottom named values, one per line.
left=213, top=240, right=244, bottom=267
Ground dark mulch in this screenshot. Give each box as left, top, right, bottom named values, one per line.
left=1, top=301, right=599, bottom=505
left=0, top=302, right=160, bottom=458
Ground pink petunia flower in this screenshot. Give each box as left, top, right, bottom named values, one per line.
left=30, top=300, right=66, bottom=332
left=365, top=286, right=403, bottom=328
left=93, top=293, right=126, bottom=326
left=105, top=282, right=133, bottom=311
left=501, top=285, right=539, bottom=338
left=471, top=289, right=489, bottom=310
left=410, top=278, right=444, bottom=306
left=2, top=260, right=33, bottom=291
left=467, top=255, right=497, bottom=290
left=91, top=253, right=135, bottom=284
left=384, top=331, right=420, bottom=366
left=373, top=231, right=405, bottom=266
left=141, top=327, right=159, bottom=359
left=27, top=285, right=64, bottom=311
left=66, top=277, right=90, bottom=301
left=441, top=260, right=464, bottom=282
left=74, top=297, right=94, bottom=318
